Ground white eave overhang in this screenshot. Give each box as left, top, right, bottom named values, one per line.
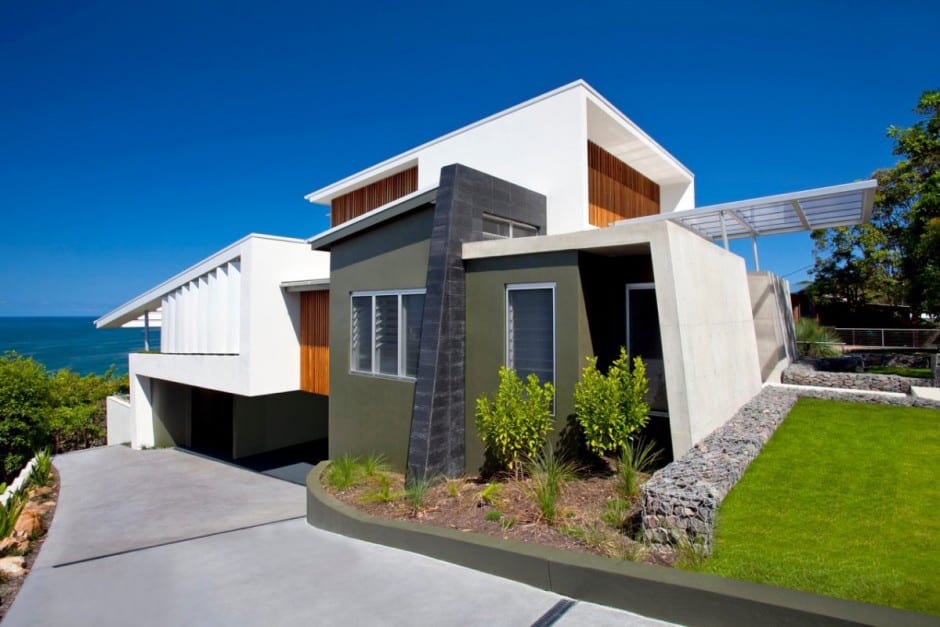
left=281, top=278, right=330, bottom=292
left=616, top=180, right=877, bottom=241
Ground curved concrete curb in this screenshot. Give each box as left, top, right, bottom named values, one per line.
left=306, top=462, right=934, bottom=627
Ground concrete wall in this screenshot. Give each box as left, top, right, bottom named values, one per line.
left=464, top=251, right=591, bottom=473
left=151, top=379, right=192, bottom=448
left=748, top=272, right=796, bottom=382
left=105, top=396, right=133, bottom=445
left=232, top=392, right=328, bottom=458
left=328, top=206, right=435, bottom=470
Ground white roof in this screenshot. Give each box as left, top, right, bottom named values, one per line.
left=95, top=233, right=305, bottom=329
left=304, top=79, right=692, bottom=205
left=616, top=180, right=877, bottom=241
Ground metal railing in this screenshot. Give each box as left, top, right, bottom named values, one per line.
left=833, top=328, right=940, bottom=349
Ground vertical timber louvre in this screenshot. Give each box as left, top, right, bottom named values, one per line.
left=588, top=142, right=660, bottom=227
left=300, top=290, right=329, bottom=395
left=330, top=166, right=418, bottom=227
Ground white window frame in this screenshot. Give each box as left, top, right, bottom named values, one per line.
left=505, top=282, right=556, bottom=393
left=482, top=213, right=539, bottom=239
left=350, top=288, right=425, bottom=381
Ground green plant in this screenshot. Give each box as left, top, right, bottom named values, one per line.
left=0, top=353, right=51, bottom=482
left=484, top=509, right=501, bottom=522
left=360, top=453, right=389, bottom=478
left=573, top=348, right=649, bottom=458
left=403, top=477, right=434, bottom=514
left=362, top=474, right=397, bottom=504
left=527, top=448, right=574, bottom=525
left=601, top=497, right=632, bottom=529
left=617, top=438, right=662, bottom=499
left=674, top=530, right=708, bottom=569
left=561, top=522, right=612, bottom=554
left=795, top=318, right=842, bottom=357
left=446, top=480, right=461, bottom=498
left=499, top=516, right=517, bottom=530
left=475, top=483, right=503, bottom=508
left=325, top=454, right=361, bottom=490
left=30, top=448, right=52, bottom=488
left=0, top=491, right=27, bottom=540
left=475, top=366, right=555, bottom=478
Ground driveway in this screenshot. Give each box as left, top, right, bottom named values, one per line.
left=4, top=446, right=673, bottom=626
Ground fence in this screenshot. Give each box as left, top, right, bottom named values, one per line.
left=833, top=328, right=940, bottom=349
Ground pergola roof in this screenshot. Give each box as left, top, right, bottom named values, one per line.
left=616, top=180, right=877, bottom=243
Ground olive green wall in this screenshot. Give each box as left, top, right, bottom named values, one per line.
left=464, top=251, right=592, bottom=474
left=328, top=206, right=434, bottom=470
left=152, top=379, right=191, bottom=448
left=232, top=391, right=328, bottom=459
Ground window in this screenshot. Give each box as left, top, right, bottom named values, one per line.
left=351, top=290, right=425, bottom=379
left=506, top=284, right=555, bottom=387
left=482, top=214, right=539, bottom=240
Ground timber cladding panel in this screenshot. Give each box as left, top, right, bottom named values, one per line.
left=300, top=290, right=330, bottom=395
left=330, top=166, right=418, bottom=226
left=588, top=141, right=660, bottom=227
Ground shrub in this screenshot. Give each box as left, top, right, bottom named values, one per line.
left=527, top=448, right=574, bottom=525
left=601, top=497, right=632, bottom=529
left=475, top=483, right=503, bottom=508
left=475, top=367, right=554, bottom=478
left=617, top=438, right=661, bottom=499
left=795, top=318, right=842, bottom=357
left=362, top=474, right=397, bottom=504
left=403, top=476, right=434, bottom=514
left=360, top=453, right=389, bottom=478
left=0, top=353, right=51, bottom=482
left=0, top=491, right=27, bottom=540
left=484, top=509, right=501, bottom=522
left=30, top=448, right=53, bottom=488
left=325, top=454, right=361, bottom=490
left=573, top=348, right=649, bottom=458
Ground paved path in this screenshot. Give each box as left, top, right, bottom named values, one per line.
left=5, top=446, right=675, bottom=626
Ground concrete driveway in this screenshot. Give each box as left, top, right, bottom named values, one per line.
left=4, top=446, right=673, bottom=626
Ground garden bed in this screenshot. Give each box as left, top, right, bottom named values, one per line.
left=321, top=459, right=675, bottom=566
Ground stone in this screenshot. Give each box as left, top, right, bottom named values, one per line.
left=14, top=510, right=42, bottom=539
left=0, top=556, right=27, bottom=578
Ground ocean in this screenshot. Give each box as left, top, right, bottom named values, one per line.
left=0, top=317, right=160, bottom=375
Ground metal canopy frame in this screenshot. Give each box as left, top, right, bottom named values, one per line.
left=615, top=180, right=877, bottom=245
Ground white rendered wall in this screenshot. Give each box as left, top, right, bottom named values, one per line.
left=105, top=396, right=133, bottom=445
left=413, top=87, right=590, bottom=235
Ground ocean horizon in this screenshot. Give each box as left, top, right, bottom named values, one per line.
left=0, top=316, right=160, bottom=376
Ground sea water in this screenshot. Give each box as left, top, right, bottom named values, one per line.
left=0, top=317, right=159, bottom=375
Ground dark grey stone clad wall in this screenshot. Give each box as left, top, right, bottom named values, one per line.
left=407, top=164, right=546, bottom=480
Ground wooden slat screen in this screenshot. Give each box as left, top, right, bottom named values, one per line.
left=300, top=290, right=329, bottom=395
left=588, top=141, right=660, bottom=227
left=330, top=166, right=418, bottom=227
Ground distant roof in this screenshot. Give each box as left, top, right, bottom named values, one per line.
left=617, top=180, right=877, bottom=241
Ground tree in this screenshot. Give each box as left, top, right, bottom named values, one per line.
left=810, top=90, right=939, bottom=318
left=0, top=353, right=51, bottom=481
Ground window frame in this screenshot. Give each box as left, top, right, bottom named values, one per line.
left=482, top=213, right=539, bottom=240
left=350, top=288, right=426, bottom=381
left=504, top=282, right=556, bottom=393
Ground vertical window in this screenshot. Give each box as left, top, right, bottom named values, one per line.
left=350, top=290, right=425, bottom=379
left=506, top=284, right=555, bottom=386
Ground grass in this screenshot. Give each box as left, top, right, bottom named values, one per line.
left=526, top=448, right=575, bottom=524
left=865, top=365, right=932, bottom=379
left=690, top=398, right=939, bottom=615
left=617, top=438, right=661, bottom=499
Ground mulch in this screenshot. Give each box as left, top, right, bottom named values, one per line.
left=325, top=468, right=675, bottom=566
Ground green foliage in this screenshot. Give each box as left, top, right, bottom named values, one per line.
left=360, top=453, right=389, bottom=478
left=484, top=509, right=501, bottom=522
left=362, top=474, right=397, bottom=504
left=602, top=497, right=633, bottom=529
left=526, top=448, right=574, bottom=525
left=0, top=353, right=52, bottom=481
left=617, top=438, right=662, bottom=499
left=403, top=476, right=434, bottom=514
left=475, top=483, right=503, bottom=508
left=325, top=454, right=361, bottom=490
left=446, top=480, right=461, bottom=498
left=811, top=90, right=940, bottom=317
left=475, top=366, right=555, bottom=477
left=499, top=516, right=517, bottom=530
left=30, top=448, right=53, bottom=488
left=573, top=348, right=649, bottom=458
left=0, top=491, right=27, bottom=540
left=866, top=365, right=932, bottom=378
left=0, top=353, right=128, bottom=482
left=794, top=318, right=842, bottom=357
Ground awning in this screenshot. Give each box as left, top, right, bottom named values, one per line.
left=616, top=180, right=877, bottom=244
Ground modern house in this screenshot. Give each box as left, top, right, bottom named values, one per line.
left=97, top=80, right=876, bottom=479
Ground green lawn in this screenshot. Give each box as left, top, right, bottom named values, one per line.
left=692, top=398, right=939, bottom=616
left=865, top=365, right=932, bottom=379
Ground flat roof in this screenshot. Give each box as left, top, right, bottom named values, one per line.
left=616, top=180, right=877, bottom=242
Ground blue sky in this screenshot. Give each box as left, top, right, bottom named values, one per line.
left=1, top=0, right=937, bottom=316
